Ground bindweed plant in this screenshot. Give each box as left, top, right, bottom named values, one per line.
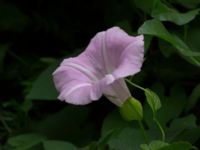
left=1, top=0, right=200, bottom=150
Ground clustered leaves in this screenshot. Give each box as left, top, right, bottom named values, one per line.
left=1, top=0, right=200, bottom=150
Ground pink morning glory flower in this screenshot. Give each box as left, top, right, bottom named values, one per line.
left=53, top=27, right=144, bottom=106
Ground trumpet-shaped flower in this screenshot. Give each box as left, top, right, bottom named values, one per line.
left=53, top=27, right=144, bottom=106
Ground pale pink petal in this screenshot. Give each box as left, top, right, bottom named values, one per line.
left=112, top=35, right=144, bottom=79
left=53, top=64, right=102, bottom=104
left=103, top=79, right=131, bottom=106
left=53, top=26, right=144, bottom=106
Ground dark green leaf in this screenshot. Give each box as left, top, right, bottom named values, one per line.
left=101, top=109, right=132, bottom=137
left=7, top=133, right=46, bottom=150
left=152, top=1, right=199, bottom=25
left=138, top=19, right=200, bottom=67
left=0, top=2, right=28, bottom=31
left=186, top=84, right=200, bottom=111
left=31, top=106, right=93, bottom=146
left=166, top=115, right=200, bottom=143
left=108, top=128, right=145, bottom=150
left=26, top=61, right=60, bottom=100
left=43, top=140, right=78, bottom=150
left=158, top=141, right=193, bottom=150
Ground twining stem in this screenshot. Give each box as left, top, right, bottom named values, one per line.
left=125, top=79, right=146, bottom=91
left=126, top=79, right=166, bottom=141
left=153, top=115, right=165, bottom=141
left=138, top=120, right=149, bottom=143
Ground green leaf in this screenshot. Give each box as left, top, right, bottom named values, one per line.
left=43, top=140, right=78, bottom=150
left=166, top=115, right=200, bottom=143
left=138, top=19, right=200, bottom=67
left=172, top=0, right=200, bottom=9
left=108, top=128, right=145, bottom=150
left=144, top=84, right=187, bottom=127
left=0, top=2, right=28, bottom=31
left=26, top=61, right=60, bottom=100
left=7, top=133, right=46, bottom=150
left=158, top=141, right=193, bottom=150
left=144, top=88, right=161, bottom=113
left=31, top=106, right=93, bottom=146
left=120, top=97, right=143, bottom=121
left=141, top=140, right=169, bottom=150
left=101, top=109, right=132, bottom=137
left=133, top=0, right=155, bottom=14
left=152, top=1, right=200, bottom=25
left=186, top=84, right=200, bottom=112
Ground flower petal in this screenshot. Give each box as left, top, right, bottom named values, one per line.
left=103, top=78, right=131, bottom=106
left=53, top=62, right=103, bottom=104
left=112, top=35, right=144, bottom=79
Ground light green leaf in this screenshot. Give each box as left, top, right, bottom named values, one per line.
left=141, top=140, right=169, bottom=150
left=43, top=140, right=78, bottom=150
left=138, top=19, right=200, bottom=67
left=26, top=61, right=60, bottom=100
left=152, top=1, right=199, bottom=25
left=7, top=133, right=46, bottom=150
left=145, top=88, right=161, bottom=113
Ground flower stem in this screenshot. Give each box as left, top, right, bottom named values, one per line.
left=125, top=79, right=146, bottom=91
left=138, top=120, right=149, bottom=143
left=153, top=115, right=165, bottom=141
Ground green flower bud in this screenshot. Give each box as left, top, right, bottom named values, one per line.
left=119, top=97, right=143, bottom=121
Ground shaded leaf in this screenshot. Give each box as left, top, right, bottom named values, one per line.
left=43, top=140, right=78, bottom=150
left=108, top=128, right=145, bottom=150
left=26, top=61, right=60, bottom=100
left=152, top=1, right=199, bottom=25
left=186, top=83, right=200, bottom=111
left=138, top=19, right=200, bottom=67
left=166, top=115, right=200, bottom=143
left=158, top=141, right=193, bottom=150
left=101, top=109, right=132, bottom=137
left=7, top=133, right=46, bottom=150
left=0, top=2, right=28, bottom=31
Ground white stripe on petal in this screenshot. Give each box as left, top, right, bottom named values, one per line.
left=61, top=83, right=92, bottom=99
left=64, top=62, right=98, bottom=81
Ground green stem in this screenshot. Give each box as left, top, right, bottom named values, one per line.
left=126, top=79, right=146, bottom=91
left=153, top=115, right=165, bottom=141
left=138, top=120, right=149, bottom=143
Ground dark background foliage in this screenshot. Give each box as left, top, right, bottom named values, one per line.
left=0, top=0, right=200, bottom=149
